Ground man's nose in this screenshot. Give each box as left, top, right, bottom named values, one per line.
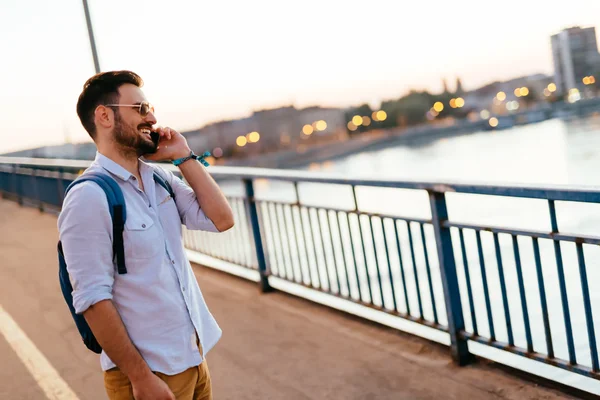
left=145, top=111, right=157, bottom=125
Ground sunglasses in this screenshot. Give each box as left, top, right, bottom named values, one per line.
left=105, top=101, right=155, bottom=117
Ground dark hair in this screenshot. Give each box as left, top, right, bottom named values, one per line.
left=76, top=70, right=143, bottom=139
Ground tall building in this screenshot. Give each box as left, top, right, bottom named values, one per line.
left=455, top=77, right=464, bottom=95
left=551, top=26, right=600, bottom=94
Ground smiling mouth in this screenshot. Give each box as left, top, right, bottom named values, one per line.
left=139, top=127, right=152, bottom=137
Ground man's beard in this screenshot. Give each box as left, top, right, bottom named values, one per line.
left=113, top=113, right=158, bottom=156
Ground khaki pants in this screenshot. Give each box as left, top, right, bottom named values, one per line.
left=103, top=360, right=212, bottom=400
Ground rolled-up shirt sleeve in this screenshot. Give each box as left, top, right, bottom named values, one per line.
left=159, top=168, right=219, bottom=232
left=57, top=182, right=115, bottom=314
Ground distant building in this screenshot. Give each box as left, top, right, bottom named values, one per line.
left=551, top=26, right=600, bottom=94
left=463, top=74, right=552, bottom=111
left=182, top=105, right=346, bottom=157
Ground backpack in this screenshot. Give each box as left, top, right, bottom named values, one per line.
left=57, top=170, right=175, bottom=354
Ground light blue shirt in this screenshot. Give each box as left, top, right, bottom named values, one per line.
left=57, top=152, right=222, bottom=375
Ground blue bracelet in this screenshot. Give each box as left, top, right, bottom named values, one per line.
left=172, top=151, right=211, bottom=167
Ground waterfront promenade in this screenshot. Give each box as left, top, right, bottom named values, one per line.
left=0, top=198, right=577, bottom=399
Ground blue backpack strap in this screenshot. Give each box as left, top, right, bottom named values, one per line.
left=153, top=170, right=175, bottom=200
left=65, top=172, right=128, bottom=274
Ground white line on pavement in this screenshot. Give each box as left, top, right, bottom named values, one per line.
left=0, top=304, right=80, bottom=400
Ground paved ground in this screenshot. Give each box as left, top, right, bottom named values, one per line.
left=0, top=198, right=579, bottom=399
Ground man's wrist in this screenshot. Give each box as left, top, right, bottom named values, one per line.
left=171, top=149, right=193, bottom=167
left=127, top=364, right=154, bottom=384
left=172, top=149, right=211, bottom=167
left=172, top=148, right=192, bottom=160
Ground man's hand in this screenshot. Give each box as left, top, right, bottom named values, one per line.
left=131, top=372, right=175, bottom=400
left=144, top=127, right=191, bottom=162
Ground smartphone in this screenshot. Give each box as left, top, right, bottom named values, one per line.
left=150, top=131, right=160, bottom=147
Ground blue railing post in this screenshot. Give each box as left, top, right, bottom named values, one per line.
left=32, top=169, right=44, bottom=212
left=429, top=190, right=472, bottom=366
left=243, top=178, right=272, bottom=293
left=12, top=164, right=22, bottom=206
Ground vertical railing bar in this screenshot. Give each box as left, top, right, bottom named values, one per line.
left=548, top=199, right=576, bottom=365
left=188, top=228, right=195, bottom=252
left=57, top=168, right=66, bottom=206
left=476, top=231, right=495, bottom=341
left=31, top=170, right=43, bottom=212
left=221, top=225, right=232, bottom=263
left=316, top=208, right=333, bottom=292
left=204, top=228, right=214, bottom=258
left=326, top=210, right=350, bottom=296
left=198, top=231, right=206, bottom=254
left=352, top=186, right=373, bottom=303
left=182, top=227, right=189, bottom=249
left=278, top=203, right=297, bottom=282
left=367, top=215, right=385, bottom=307
left=252, top=199, right=268, bottom=269
left=200, top=231, right=208, bottom=255
left=393, top=219, right=411, bottom=315
left=238, top=198, right=252, bottom=267
left=259, top=201, right=276, bottom=272
left=576, top=243, right=599, bottom=372
left=419, top=223, right=439, bottom=325
left=325, top=210, right=343, bottom=294
left=228, top=198, right=240, bottom=265
left=201, top=231, right=209, bottom=255
left=512, top=235, right=533, bottom=353
left=243, top=179, right=271, bottom=292
left=268, top=202, right=286, bottom=279
left=458, top=229, right=478, bottom=336
left=429, top=191, right=471, bottom=365
left=12, top=165, right=21, bottom=205
left=305, top=207, right=322, bottom=289
left=203, top=192, right=215, bottom=258
left=493, top=233, right=514, bottom=346
left=220, top=200, right=233, bottom=263
left=190, top=228, right=199, bottom=252
left=333, top=211, right=352, bottom=297
left=222, top=197, right=234, bottom=262
left=286, top=204, right=304, bottom=283
left=293, top=182, right=313, bottom=285
left=381, top=218, right=398, bottom=312
left=407, top=221, right=425, bottom=319
left=357, top=213, right=374, bottom=303
left=214, top=228, right=224, bottom=261
left=188, top=230, right=195, bottom=252
left=215, top=203, right=226, bottom=261
left=195, top=230, right=202, bottom=254
left=532, top=237, right=554, bottom=358
left=345, top=211, right=363, bottom=301
left=209, top=232, right=216, bottom=259
left=295, top=205, right=314, bottom=286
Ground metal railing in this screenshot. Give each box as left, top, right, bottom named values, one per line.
left=2, top=155, right=600, bottom=388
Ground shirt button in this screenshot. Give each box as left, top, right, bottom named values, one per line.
left=142, top=224, right=146, bottom=228
left=171, top=260, right=175, bottom=265
left=182, top=287, right=186, bottom=291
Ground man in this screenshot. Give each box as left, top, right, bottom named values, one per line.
left=58, top=70, right=234, bottom=400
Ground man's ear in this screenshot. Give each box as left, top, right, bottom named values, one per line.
left=94, top=105, right=113, bottom=129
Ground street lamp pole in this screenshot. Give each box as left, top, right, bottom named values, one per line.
left=82, top=0, right=101, bottom=74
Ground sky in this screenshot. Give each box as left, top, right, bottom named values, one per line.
left=1, top=0, right=600, bottom=154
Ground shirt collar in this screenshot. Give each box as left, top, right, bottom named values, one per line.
left=93, top=152, right=135, bottom=181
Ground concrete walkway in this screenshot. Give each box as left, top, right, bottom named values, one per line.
left=0, top=199, right=577, bottom=399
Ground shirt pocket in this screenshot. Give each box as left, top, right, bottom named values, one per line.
left=123, top=217, right=162, bottom=261
left=157, top=196, right=182, bottom=231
